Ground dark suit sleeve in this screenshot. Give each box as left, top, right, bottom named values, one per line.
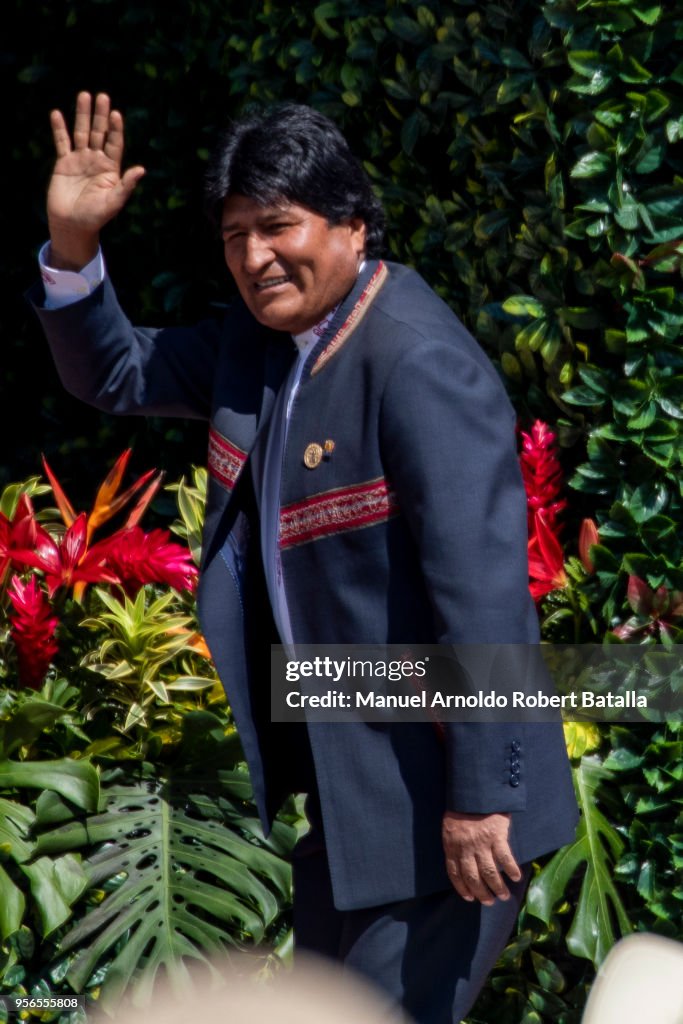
left=380, top=332, right=537, bottom=814
left=28, top=277, right=222, bottom=420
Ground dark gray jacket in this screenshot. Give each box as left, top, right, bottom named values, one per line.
left=31, top=259, right=578, bottom=910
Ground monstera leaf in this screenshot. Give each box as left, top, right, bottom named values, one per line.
left=526, top=755, right=632, bottom=966
left=33, top=764, right=297, bottom=1007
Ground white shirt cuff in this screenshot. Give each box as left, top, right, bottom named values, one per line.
left=38, top=242, right=105, bottom=309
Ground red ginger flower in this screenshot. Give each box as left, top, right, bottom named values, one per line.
left=15, top=512, right=119, bottom=599
left=8, top=574, right=59, bottom=689
left=527, top=510, right=568, bottom=601
left=96, top=526, right=198, bottom=597
left=519, top=420, right=567, bottom=529
left=520, top=420, right=568, bottom=602
left=0, top=494, right=40, bottom=583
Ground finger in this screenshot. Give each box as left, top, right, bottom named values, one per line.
left=451, top=877, right=477, bottom=903
left=103, top=108, right=125, bottom=166
left=50, top=109, right=71, bottom=158
left=73, top=91, right=92, bottom=150
left=445, top=856, right=475, bottom=903
left=492, top=839, right=523, bottom=884
left=466, top=875, right=497, bottom=905
left=474, top=852, right=510, bottom=902
left=450, top=853, right=493, bottom=905
left=443, top=841, right=472, bottom=901
left=90, top=93, right=111, bottom=151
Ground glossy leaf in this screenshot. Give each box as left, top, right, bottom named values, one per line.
left=0, top=862, right=25, bottom=940
left=19, top=854, right=88, bottom=937
left=527, top=757, right=632, bottom=966
left=35, top=768, right=296, bottom=1006
left=0, top=759, right=99, bottom=812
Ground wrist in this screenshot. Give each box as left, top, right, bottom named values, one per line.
left=46, top=226, right=99, bottom=271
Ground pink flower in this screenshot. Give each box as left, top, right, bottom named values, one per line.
left=8, top=575, right=59, bottom=689
left=96, top=527, right=198, bottom=597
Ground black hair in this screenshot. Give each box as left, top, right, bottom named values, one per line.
left=204, top=103, right=385, bottom=257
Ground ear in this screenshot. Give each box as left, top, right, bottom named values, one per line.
left=348, top=217, right=367, bottom=258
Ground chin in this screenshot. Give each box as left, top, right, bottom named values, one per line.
left=255, top=315, right=299, bottom=334
left=252, top=307, right=312, bottom=335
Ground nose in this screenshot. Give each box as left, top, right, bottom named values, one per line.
left=242, top=232, right=275, bottom=275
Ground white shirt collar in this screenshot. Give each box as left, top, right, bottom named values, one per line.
left=292, top=306, right=338, bottom=354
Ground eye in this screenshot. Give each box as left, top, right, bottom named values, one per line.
left=269, top=221, right=294, bottom=233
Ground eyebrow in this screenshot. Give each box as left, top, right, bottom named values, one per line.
left=221, top=209, right=298, bottom=235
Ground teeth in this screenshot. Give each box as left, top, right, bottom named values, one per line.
left=256, top=276, right=290, bottom=289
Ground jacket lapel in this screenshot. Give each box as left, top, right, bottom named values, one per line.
left=202, top=326, right=294, bottom=566
left=296, top=259, right=387, bottom=381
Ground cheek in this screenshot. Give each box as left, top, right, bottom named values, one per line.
left=320, top=239, right=359, bottom=282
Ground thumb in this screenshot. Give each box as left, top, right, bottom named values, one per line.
left=120, top=165, right=146, bottom=199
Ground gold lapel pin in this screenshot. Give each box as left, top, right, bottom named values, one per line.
left=304, top=442, right=324, bottom=469
left=304, top=439, right=336, bottom=469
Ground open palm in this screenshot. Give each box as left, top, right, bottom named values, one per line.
left=47, top=92, right=145, bottom=263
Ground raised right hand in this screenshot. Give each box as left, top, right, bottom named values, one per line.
left=47, top=91, right=145, bottom=270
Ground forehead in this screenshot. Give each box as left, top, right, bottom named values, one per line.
left=221, top=194, right=306, bottom=230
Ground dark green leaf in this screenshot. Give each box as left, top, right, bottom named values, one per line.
left=0, top=863, right=25, bottom=940
left=527, top=757, right=632, bottom=966
left=571, top=151, right=613, bottom=178
left=401, top=111, right=423, bottom=155
left=499, top=47, right=532, bottom=70
left=0, top=760, right=99, bottom=812
left=385, top=15, right=429, bottom=46
left=34, top=769, right=297, bottom=1005
left=632, top=5, right=663, bottom=25
left=313, top=2, right=340, bottom=40
left=629, top=482, right=669, bottom=523
left=502, top=295, right=545, bottom=318
left=497, top=74, right=535, bottom=104
left=19, top=855, right=88, bottom=937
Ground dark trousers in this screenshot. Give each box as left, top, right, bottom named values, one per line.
left=292, top=796, right=530, bottom=1024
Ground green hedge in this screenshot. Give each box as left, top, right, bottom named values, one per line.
left=4, top=1, right=682, bottom=1020
left=7, top=0, right=682, bottom=513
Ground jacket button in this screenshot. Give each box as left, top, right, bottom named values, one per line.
left=510, top=776, right=520, bottom=787
left=511, top=740, right=521, bottom=753
left=510, top=755, right=520, bottom=769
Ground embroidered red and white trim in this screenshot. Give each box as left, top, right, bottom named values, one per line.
left=311, top=262, right=389, bottom=376
left=208, top=428, right=247, bottom=492
left=279, top=476, right=399, bottom=549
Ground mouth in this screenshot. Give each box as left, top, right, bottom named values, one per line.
left=254, top=275, right=292, bottom=291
